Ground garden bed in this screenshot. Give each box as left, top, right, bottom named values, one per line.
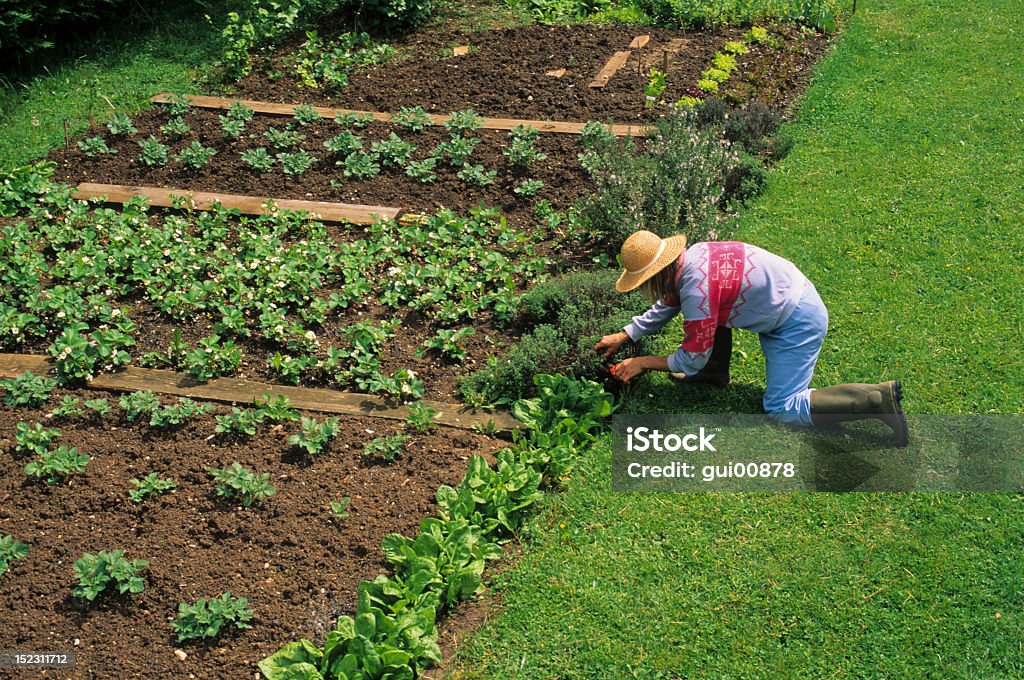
left=0, top=388, right=502, bottom=677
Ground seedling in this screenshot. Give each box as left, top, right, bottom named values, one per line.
left=264, top=126, right=305, bottom=150
left=406, top=401, right=437, bottom=433
left=1, top=371, right=56, bottom=407
left=702, top=67, right=729, bottom=84
left=225, top=101, right=255, bottom=122
left=288, top=416, right=340, bottom=455
left=363, top=433, right=408, bottom=464
left=241, top=147, right=275, bottom=172
left=149, top=398, right=212, bottom=427
left=697, top=78, right=719, bottom=93
left=292, top=104, right=321, bottom=126
left=219, top=115, right=246, bottom=140
left=161, top=116, right=191, bottom=139
left=51, top=395, right=83, bottom=418
left=137, top=136, right=169, bottom=166
left=746, top=26, right=769, bottom=44
left=160, top=92, right=192, bottom=117
left=254, top=393, right=299, bottom=422
left=444, top=108, right=483, bottom=134
left=579, top=121, right=614, bottom=149
left=84, top=398, right=111, bottom=416
left=277, top=150, right=317, bottom=176
left=335, top=111, right=374, bottom=129
left=514, top=178, right=544, bottom=197
left=405, top=157, right=438, bottom=183
left=435, top=135, right=478, bottom=166
left=370, top=132, right=415, bottom=166
left=723, top=40, right=749, bottom=55
left=77, top=136, right=117, bottom=157
left=107, top=112, right=137, bottom=136
left=644, top=68, right=667, bottom=105
left=457, top=162, right=496, bottom=187
left=392, top=106, right=432, bottom=132
left=341, top=151, right=380, bottom=179
left=119, top=390, right=161, bottom=421
left=323, top=131, right=364, bottom=155
left=0, top=535, right=29, bottom=577
left=15, top=422, right=60, bottom=455
left=172, top=593, right=253, bottom=642
left=215, top=407, right=265, bottom=436
left=503, top=125, right=546, bottom=166
left=129, top=472, right=177, bottom=502
left=207, top=463, right=275, bottom=506
left=329, top=497, right=351, bottom=520
left=418, top=326, right=475, bottom=360
left=73, top=550, right=147, bottom=601
left=25, top=445, right=89, bottom=484
left=177, top=141, right=217, bottom=169
left=712, top=52, right=737, bottom=73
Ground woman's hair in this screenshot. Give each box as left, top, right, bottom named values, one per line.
left=638, top=261, right=677, bottom=303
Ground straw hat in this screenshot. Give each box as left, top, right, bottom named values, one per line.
left=615, top=230, right=687, bottom=292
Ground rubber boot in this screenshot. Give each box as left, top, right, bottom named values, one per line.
left=670, top=326, right=731, bottom=387
left=810, top=381, right=909, bottom=447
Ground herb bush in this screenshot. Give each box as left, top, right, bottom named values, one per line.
left=460, top=270, right=651, bottom=405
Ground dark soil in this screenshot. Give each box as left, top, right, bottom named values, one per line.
left=0, top=389, right=503, bottom=678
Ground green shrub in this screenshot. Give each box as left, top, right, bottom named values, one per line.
left=1, top=0, right=125, bottom=60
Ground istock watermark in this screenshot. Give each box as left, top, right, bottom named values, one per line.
left=612, top=414, right=1024, bottom=492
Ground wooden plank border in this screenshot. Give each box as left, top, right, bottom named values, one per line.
left=73, top=183, right=403, bottom=225
left=0, top=354, right=518, bottom=433
left=151, top=93, right=651, bottom=138
left=589, top=50, right=633, bottom=88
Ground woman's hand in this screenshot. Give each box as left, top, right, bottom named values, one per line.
left=610, top=356, right=670, bottom=384
left=594, top=331, right=630, bottom=360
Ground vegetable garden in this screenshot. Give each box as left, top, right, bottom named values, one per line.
left=1, top=1, right=838, bottom=677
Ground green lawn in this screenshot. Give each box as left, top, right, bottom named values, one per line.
left=446, top=0, right=1024, bottom=676
left=0, top=1, right=229, bottom=166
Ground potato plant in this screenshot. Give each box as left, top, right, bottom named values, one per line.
left=0, top=535, right=29, bottom=577
left=173, top=593, right=253, bottom=642
left=73, top=550, right=147, bottom=601
left=207, top=463, right=275, bottom=506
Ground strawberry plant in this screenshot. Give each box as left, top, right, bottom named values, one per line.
left=292, top=104, right=321, bottom=126
left=219, top=115, right=246, bottom=140
left=137, top=136, right=169, bottom=166
left=215, top=407, right=265, bottom=436
left=84, top=398, right=111, bottom=416
left=330, top=497, right=351, bottom=520
left=363, top=433, right=408, bottom=464
left=435, top=135, right=478, bottom=166
left=371, top=132, right=415, bottom=166
left=341, top=151, right=381, bottom=179
left=207, top=462, right=275, bottom=506
left=254, top=393, right=299, bottom=422
left=335, top=111, right=374, bottom=129
left=184, top=334, right=241, bottom=381
left=129, top=472, right=176, bottom=502
left=265, top=126, right=305, bottom=149
left=406, top=401, right=437, bottom=432
left=418, top=326, right=475, bottom=361
left=241, top=147, right=275, bottom=172
left=77, top=136, right=117, bottom=157
left=277, top=150, right=317, bottom=176
left=15, top=421, right=60, bottom=455
left=405, top=157, right=438, bottom=183
left=0, top=535, right=29, bottom=577
left=106, top=112, right=137, bottom=136
left=24, top=445, right=89, bottom=484
left=177, top=141, right=217, bottom=169
left=161, top=116, right=191, bottom=139
left=268, top=352, right=316, bottom=384
left=444, top=109, right=483, bottom=135
left=366, top=368, right=425, bottom=402
left=288, top=416, right=340, bottom=455
left=49, top=321, right=134, bottom=383
left=225, top=101, right=255, bottom=122
left=514, top=178, right=544, bottom=197
left=51, top=395, right=83, bottom=418
left=73, top=550, right=147, bottom=601
left=503, top=125, right=546, bottom=166
left=149, top=398, right=212, bottom=427
left=324, top=130, right=364, bottom=155
left=457, top=163, right=496, bottom=187
left=392, top=106, right=432, bottom=132
left=173, top=593, right=253, bottom=642
left=1, top=370, right=56, bottom=407
left=119, top=390, right=161, bottom=421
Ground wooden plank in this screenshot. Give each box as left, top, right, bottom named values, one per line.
left=151, top=93, right=650, bottom=138
left=589, top=50, right=633, bottom=88
left=0, top=354, right=518, bottom=433
left=73, top=183, right=402, bottom=225
left=452, top=45, right=470, bottom=56
left=545, top=68, right=567, bottom=78
left=628, top=35, right=651, bottom=49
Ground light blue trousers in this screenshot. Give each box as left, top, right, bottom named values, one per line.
left=758, top=281, right=829, bottom=426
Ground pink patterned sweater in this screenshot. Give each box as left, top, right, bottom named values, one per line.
left=623, top=242, right=808, bottom=376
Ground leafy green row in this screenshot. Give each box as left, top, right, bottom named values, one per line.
left=259, top=373, right=614, bottom=679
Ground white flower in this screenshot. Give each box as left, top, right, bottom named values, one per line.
left=304, top=331, right=316, bottom=341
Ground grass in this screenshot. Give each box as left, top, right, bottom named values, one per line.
left=0, top=1, right=231, bottom=167
left=446, top=0, right=1024, bottom=676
